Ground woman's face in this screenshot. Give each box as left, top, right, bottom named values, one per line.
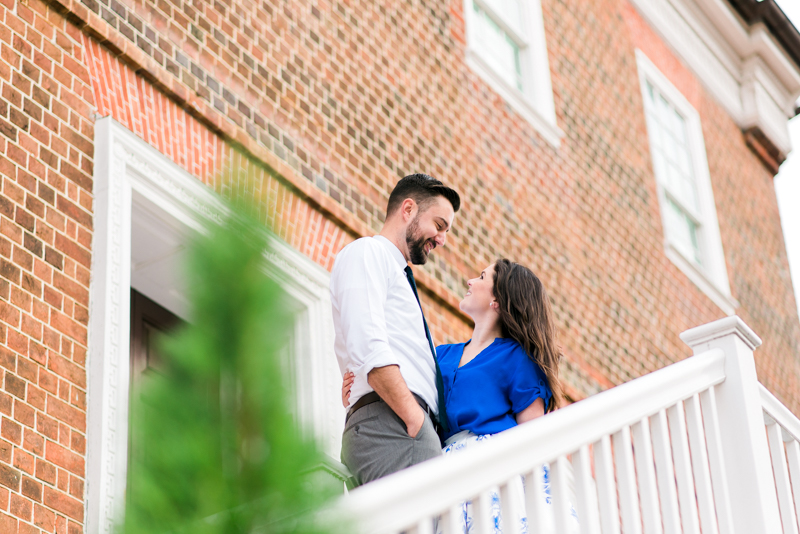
left=460, top=263, right=496, bottom=316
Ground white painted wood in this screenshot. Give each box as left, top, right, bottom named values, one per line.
left=594, top=436, right=621, bottom=534
left=572, top=445, right=601, bottom=534
left=666, top=401, right=702, bottom=534
left=767, top=422, right=800, bottom=534
left=682, top=316, right=783, bottom=533
left=500, top=477, right=523, bottom=534
left=636, top=50, right=735, bottom=315
left=761, top=384, right=800, bottom=443
left=88, top=118, right=343, bottom=534
left=631, top=418, right=662, bottom=534
left=786, top=440, right=800, bottom=531
left=525, top=466, right=550, bottom=534
left=628, top=0, right=800, bottom=157
left=684, top=393, right=719, bottom=534
left=699, top=386, right=735, bottom=534
left=462, top=0, right=563, bottom=146
left=415, top=518, right=434, bottom=534
left=473, top=491, right=494, bottom=534
left=649, top=410, right=680, bottom=534
left=613, top=427, right=642, bottom=534
left=551, top=456, right=573, bottom=534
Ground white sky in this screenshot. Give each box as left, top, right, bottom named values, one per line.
left=775, top=0, right=800, bottom=318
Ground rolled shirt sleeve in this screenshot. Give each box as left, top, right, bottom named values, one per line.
left=508, top=346, right=553, bottom=414
left=334, top=241, right=399, bottom=376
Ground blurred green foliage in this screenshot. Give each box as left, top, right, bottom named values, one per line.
left=122, top=197, right=341, bottom=534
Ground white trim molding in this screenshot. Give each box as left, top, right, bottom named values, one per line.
left=86, top=118, right=343, bottom=534
left=463, top=0, right=564, bottom=147
left=628, top=0, right=800, bottom=162
left=636, top=50, right=739, bottom=315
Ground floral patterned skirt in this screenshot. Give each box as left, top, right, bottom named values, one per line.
left=437, top=431, right=580, bottom=534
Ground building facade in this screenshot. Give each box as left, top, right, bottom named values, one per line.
left=0, top=0, right=799, bottom=532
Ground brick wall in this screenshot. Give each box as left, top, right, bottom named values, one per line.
left=0, top=0, right=95, bottom=532
left=0, top=0, right=798, bottom=531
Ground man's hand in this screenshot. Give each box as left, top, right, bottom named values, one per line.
left=368, top=365, right=426, bottom=438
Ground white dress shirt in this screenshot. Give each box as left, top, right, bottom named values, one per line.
left=330, top=235, right=438, bottom=414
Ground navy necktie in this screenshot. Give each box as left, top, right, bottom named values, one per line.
left=404, top=266, right=449, bottom=434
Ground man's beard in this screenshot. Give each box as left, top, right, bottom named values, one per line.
left=406, top=216, right=435, bottom=265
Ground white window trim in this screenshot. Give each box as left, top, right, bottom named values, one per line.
left=635, top=50, right=738, bottom=316
left=463, top=0, right=563, bottom=147
left=87, top=117, right=344, bottom=534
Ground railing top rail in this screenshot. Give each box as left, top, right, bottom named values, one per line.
left=338, top=348, right=726, bottom=534
left=759, top=383, right=800, bottom=442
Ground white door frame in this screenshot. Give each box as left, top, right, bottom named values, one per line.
left=87, top=117, right=342, bottom=534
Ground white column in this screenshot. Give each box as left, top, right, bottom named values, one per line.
left=680, top=316, right=781, bottom=534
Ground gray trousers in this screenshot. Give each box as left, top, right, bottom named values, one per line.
left=341, top=400, right=442, bottom=487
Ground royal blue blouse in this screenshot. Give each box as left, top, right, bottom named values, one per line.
left=437, top=337, right=552, bottom=442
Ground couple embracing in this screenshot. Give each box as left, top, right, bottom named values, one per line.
left=330, top=174, right=577, bottom=533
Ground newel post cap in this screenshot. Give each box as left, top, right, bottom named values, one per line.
left=679, top=315, right=762, bottom=352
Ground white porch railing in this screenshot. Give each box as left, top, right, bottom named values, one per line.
left=337, top=316, right=796, bottom=534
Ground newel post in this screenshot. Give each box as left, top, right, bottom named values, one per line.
left=680, top=316, right=781, bottom=534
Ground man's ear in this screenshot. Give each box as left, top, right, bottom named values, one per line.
left=400, top=198, right=417, bottom=222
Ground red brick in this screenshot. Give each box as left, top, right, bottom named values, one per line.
left=33, top=459, right=54, bottom=486
left=0, top=512, right=17, bottom=533
left=13, top=447, right=34, bottom=475
left=0, top=463, right=20, bottom=491
left=33, top=503, right=54, bottom=531
left=42, top=486, right=82, bottom=521
left=43, top=441, right=82, bottom=477
left=10, top=492, right=32, bottom=520
left=21, top=477, right=41, bottom=502
left=1, top=417, right=21, bottom=444
left=44, top=397, right=83, bottom=432
left=14, top=402, right=34, bottom=428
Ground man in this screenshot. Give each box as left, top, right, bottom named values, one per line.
left=330, top=173, right=461, bottom=486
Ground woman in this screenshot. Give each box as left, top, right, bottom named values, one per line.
left=343, top=259, right=578, bottom=533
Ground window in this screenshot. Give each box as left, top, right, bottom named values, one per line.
left=464, top=0, right=561, bottom=146
left=636, top=50, right=737, bottom=314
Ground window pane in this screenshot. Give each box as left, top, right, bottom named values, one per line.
left=481, top=0, right=523, bottom=35
left=664, top=196, right=701, bottom=265
left=473, top=3, right=523, bottom=91
left=644, top=84, right=702, bottom=217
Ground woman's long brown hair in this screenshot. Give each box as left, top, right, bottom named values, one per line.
left=492, top=259, right=563, bottom=413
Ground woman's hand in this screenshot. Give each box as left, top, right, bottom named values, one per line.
left=342, top=371, right=355, bottom=408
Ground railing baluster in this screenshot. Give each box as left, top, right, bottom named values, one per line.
left=500, top=476, right=524, bottom=534
left=525, top=465, right=551, bottom=533
left=415, top=517, right=434, bottom=534
left=473, top=490, right=494, bottom=534
left=786, top=440, right=800, bottom=531
left=439, top=504, right=463, bottom=534
left=649, top=409, right=680, bottom=534
left=594, top=435, right=621, bottom=534
left=573, top=444, right=601, bottom=534
left=700, top=386, right=735, bottom=534
left=632, top=418, right=662, bottom=534
left=613, top=426, right=642, bottom=534
left=667, top=400, right=701, bottom=534
left=684, top=393, right=719, bottom=534
left=767, top=421, right=800, bottom=534
left=551, top=455, right=573, bottom=534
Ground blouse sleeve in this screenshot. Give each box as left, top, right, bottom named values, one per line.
left=508, top=346, right=553, bottom=414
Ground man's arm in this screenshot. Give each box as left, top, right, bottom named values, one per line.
left=368, top=365, right=425, bottom=438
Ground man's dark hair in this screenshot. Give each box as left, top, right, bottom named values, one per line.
left=385, top=173, right=461, bottom=218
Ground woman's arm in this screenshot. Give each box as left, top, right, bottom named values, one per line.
left=342, top=371, right=354, bottom=407
left=515, top=397, right=545, bottom=425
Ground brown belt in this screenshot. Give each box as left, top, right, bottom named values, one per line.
left=346, top=391, right=439, bottom=430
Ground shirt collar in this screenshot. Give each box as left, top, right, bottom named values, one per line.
left=373, top=235, right=408, bottom=269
